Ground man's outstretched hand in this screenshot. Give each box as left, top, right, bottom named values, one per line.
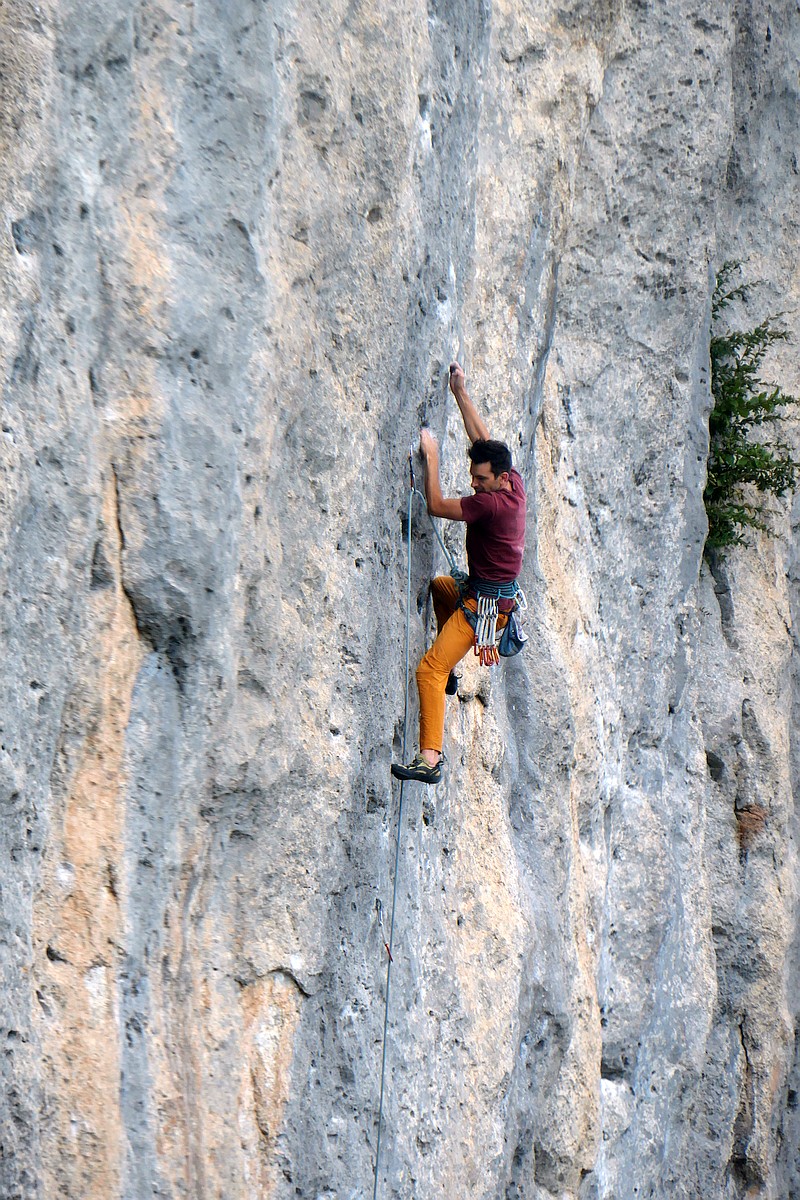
left=449, top=361, right=466, bottom=394
left=420, top=428, right=439, bottom=460
left=448, top=358, right=490, bottom=443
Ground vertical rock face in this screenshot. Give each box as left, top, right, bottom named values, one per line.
left=1, top=1, right=798, bottom=1198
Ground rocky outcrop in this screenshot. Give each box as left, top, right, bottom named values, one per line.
left=1, top=1, right=798, bottom=1197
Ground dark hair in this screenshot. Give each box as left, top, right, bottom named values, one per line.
left=468, top=438, right=512, bottom=477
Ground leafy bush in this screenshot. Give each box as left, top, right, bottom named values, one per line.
left=704, top=262, right=799, bottom=553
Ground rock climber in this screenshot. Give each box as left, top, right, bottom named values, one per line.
left=391, top=361, right=527, bottom=785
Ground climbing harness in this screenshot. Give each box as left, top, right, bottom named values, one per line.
left=459, top=577, right=529, bottom=665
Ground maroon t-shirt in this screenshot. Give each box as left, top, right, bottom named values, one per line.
left=460, top=467, right=526, bottom=583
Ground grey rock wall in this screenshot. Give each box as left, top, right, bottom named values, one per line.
left=1, top=1, right=799, bottom=1198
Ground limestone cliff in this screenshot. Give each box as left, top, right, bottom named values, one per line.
left=1, top=1, right=799, bottom=1198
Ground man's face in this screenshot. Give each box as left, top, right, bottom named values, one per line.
left=470, top=461, right=508, bottom=493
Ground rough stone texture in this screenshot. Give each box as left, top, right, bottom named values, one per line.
left=1, top=1, right=799, bottom=1198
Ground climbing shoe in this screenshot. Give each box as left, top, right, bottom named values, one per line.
left=445, top=671, right=460, bottom=696
left=391, top=753, right=443, bottom=785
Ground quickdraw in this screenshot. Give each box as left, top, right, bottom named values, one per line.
left=474, top=594, right=501, bottom=666
left=375, top=899, right=393, bottom=962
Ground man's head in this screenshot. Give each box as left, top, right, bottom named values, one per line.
left=468, top=439, right=513, bottom=492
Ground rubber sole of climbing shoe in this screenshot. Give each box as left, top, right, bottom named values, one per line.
left=390, top=754, right=443, bottom=785
left=445, top=671, right=460, bottom=696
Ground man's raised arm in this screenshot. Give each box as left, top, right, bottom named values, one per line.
left=449, top=362, right=490, bottom=443
left=419, top=429, right=465, bottom=521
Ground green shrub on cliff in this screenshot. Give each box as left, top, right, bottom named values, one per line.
left=704, top=262, right=799, bottom=554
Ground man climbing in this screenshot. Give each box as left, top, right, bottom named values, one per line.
left=391, top=361, right=527, bottom=785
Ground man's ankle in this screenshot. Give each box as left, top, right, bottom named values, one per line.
left=420, top=749, right=440, bottom=767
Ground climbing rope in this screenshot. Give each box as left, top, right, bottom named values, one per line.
left=371, top=447, right=472, bottom=1198
left=413, top=484, right=460, bottom=578
left=371, top=451, right=416, bottom=1200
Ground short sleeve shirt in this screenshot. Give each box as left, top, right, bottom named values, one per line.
left=460, top=467, right=526, bottom=582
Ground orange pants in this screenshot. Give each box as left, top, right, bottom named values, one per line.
left=417, top=576, right=508, bottom=753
